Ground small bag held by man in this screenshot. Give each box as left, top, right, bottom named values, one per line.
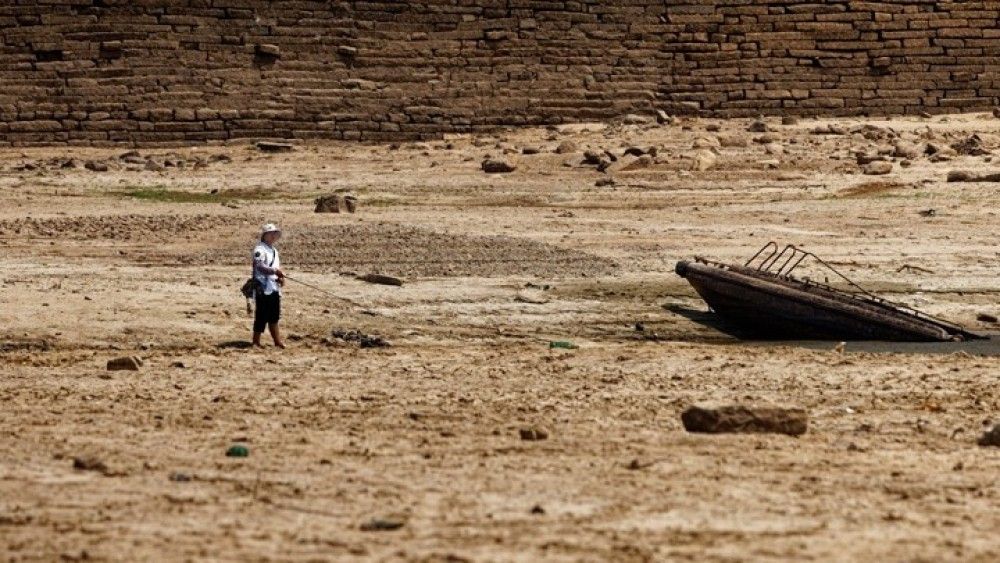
left=240, top=277, right=258, bottom=299
left=240, top=277, right=258, bottom=315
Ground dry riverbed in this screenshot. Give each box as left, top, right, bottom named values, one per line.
left=1, top=113, right=999, bottom=561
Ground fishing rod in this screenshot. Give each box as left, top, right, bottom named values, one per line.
left=283, top=275, right=372, bottom=311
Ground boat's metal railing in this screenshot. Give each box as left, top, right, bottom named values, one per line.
left=744, top=241, right=779, bottom=270
left=747, top=243, right=872, bottom=291
left=714, top=241, right=981, bottom=339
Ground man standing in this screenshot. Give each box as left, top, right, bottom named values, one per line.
left=252, top=223, right=285, bottom=348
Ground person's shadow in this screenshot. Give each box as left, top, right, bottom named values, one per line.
left=217, top=340, right=254, bottom=349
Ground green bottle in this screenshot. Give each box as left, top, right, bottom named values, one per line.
left=549, top=341, right=577, bottom=350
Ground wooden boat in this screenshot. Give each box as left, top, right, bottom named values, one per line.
left=675, top=242, right=983, bottom=342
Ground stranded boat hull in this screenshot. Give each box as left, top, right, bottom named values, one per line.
left=676, top=259, right=975, bottom=342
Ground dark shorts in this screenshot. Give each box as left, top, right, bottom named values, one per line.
left=253, top=292, right=281, bottom=332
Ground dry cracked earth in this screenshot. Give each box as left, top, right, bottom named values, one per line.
left=1, top=113, right=999, bottom=561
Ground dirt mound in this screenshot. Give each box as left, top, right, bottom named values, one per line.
left=838, top=180, right=908, bottom=198
left=197, top=224, right=615, bottom=278
left=0, top=214, right=248, bottom=242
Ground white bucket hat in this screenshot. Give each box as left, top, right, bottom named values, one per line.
left=261, top=223, right=281, bottom=235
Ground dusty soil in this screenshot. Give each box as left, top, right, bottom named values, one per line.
left=1, top=113, right=999, bottom=562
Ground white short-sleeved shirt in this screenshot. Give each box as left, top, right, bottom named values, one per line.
left=252, top=242, right=281, bottom=296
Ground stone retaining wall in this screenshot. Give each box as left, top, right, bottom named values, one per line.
left=2, top=1, right=999, bottom=146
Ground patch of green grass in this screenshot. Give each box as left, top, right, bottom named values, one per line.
left=111, top=187, right=282, bottom=203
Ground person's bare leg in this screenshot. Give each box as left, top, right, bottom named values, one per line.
left=252, top=332, right=264, bottom=348
left=269, top=323, right=285, bottom=348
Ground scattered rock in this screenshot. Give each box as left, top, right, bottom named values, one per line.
left=947, top=170, right=1000, bottom=182
left=623, top=145, right=656, bottom=157
left=119, top=150, right=142, bottom=163
left=681, top=404, right=808, bottom=436
left=582, top=150, right=604, bottom=165
left=168, top=471, right=192, bottom=482
left=84, top=160, right=108, bottom=172
left=554, top=123, right=606, bottom=135
left=343, top=196, right=358, bottom=213
left=892, top=141, right=922, bottom=159
left=951, top=134, right=990, bottom=156
left=946, top=170, right=975, bottom=182
left=360, top=517, right=406, bottom=532
left=0, top=338, right=51, bottom=353
left=519, top=427, right=549, bottom=441
left=929, top=144, right=958, bottom=162
left=863, top=161, right=893, bottom=175
left=107, top=356, right=142, bottom=371
left=717, top=134, right=748, bottom=148
left=255, top=141, right=294, bottom=153
left=315, top=194, right=358, bottom=214
left=72, top=456, right=109, bottom=474
left=595, top=177, right=616, bottom=187
left=331, top=329, right=391, bottom=348
left=626, top=458, right=656, bottom=470
left=979, top=425, right=1000, bottom=447
left=977, top=313, right=998, bottom=323
left=621, top=113, right=651, bottom=125
left=606, top=154, right=651, bottom=174
left=515, top=290, right=550, bottom=304
left=776, top=172, right=807, bottom=181
left=747, top=120, right=768, bottom=133
left=781, top=116, right=799, bottom=126
left=753, top=133, right=781, bottom=144
left=554, top=140, right=577, bottom=154
left=521, top=146, right=540, bottom=155
left=482, top=158, right=517, bottom=173
left=763, top=143, right=783, bottom=156
left=357, top=273, right=403, bottom=286
left=690, top=150, right=717, bottom=172
left=692, top=136, right=721, bottom=149
left=530, top=504, right=546, bottom=515
left=810, top=124, right=847, bottom=135
left=170, top=361, right=186, bottom=368
left=655, top=110, right=672, bottom=125
left=855, top=152, right=883, bottom=165
left=855, top=123, right=896, bottom=141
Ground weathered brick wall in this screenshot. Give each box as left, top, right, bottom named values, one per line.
left=2, top=1, right=999, bottom=146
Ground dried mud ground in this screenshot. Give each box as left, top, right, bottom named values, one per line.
left=1, top=114, right=999, bottom=562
